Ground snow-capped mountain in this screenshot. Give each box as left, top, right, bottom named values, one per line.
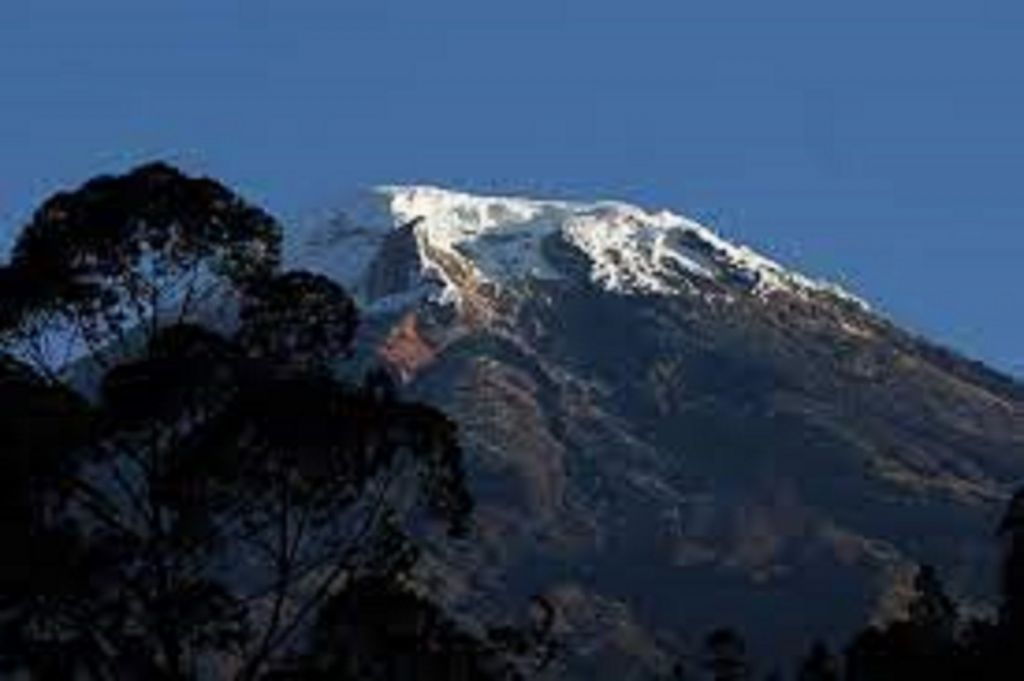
left=295, top=186, right=1024, bottom=676
left=294, top=185, right=865, bottom=314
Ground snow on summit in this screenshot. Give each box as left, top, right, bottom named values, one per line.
left=294, top=185, right=867, bottom=313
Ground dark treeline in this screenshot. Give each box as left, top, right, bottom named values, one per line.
left=1, top=163, right=1022, bottom=680
left=670, top=490, right=1024, bottom=680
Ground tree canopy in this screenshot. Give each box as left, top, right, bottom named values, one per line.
left=0, top=163, right=552, bottom=681
left=0, top=162, right=281, bottom=377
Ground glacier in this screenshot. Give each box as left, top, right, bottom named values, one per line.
left=292, top=185, right=869, bottom=315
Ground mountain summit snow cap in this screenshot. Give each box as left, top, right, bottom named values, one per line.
left=296, top=185, right=868, bottom=313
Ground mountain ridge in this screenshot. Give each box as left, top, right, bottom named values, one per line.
left=290, top=185, right=1024, bottom=674
left=293, top=185, right=869, bottom=314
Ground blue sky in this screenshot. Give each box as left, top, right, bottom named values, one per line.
left=2, top=1, right=1022, bottom=374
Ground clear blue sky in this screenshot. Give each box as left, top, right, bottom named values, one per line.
left=2, top=1, right=1022, bottom=374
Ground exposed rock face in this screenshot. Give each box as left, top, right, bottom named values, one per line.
left=363, top=218, right=423, bottom=302
left=295, top=186, right=1024, bottom=675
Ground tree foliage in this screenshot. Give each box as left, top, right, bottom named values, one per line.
left=0, top=163, right=536, bottom=681
left=0, top=162, right=281, bottom=376
left=702, top=628, right=748, bottom=681
left=237, top=271, right=358, bottom=373
left=796, top=641, right=839, bottom=681
left=265, top=577, right=557, bottom=681
left=664, top=500, right=1024, bottom=681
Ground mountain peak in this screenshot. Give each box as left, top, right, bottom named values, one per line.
left=287, top=185, right=1024, bottom=669
left=295, top=185, right=868, bottom=314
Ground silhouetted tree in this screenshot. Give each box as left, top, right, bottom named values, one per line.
left=237, top=271, right=358, bottom=373
left=27, top=318, right=469, bottom=679
left=669, top=661, right=691, bottom=681
left=796, top=641, right=838, bottom=681
left=702, top=628, right=749, bottom=681
left=999, top=487, right=1024, bottom=645
left=908, top=564, right=957, bottom=646
left=844, top=564, right=960, bottom=681
left=0, top=162, right=281, bottom=377
left=0, top=355, right=96, bottom=678
left=956, top=617, right=1002, bottom=681
left=845, top=625, right=905, bottom=681
left=0, top=164, right=476, bottom=680
left=264, top=577, right=558, bottom=681
left=670, top=485, right=1024, bottom=681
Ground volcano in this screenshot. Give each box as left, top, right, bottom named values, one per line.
left=292, top=185, right=1024, bottom=675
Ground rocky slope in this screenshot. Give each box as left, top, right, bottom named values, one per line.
left=294, top=186, right=1024, bottom=675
